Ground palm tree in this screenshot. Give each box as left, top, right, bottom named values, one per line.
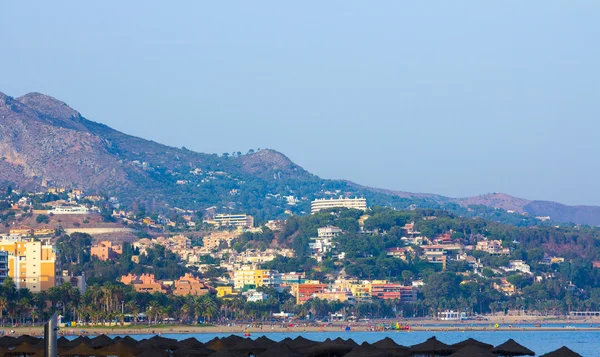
left=0, top=297, right=8, bottom=326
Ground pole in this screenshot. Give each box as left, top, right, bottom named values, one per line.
left=44, top=313, right=58, bottom=357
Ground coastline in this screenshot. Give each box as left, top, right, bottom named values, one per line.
left=5, top=318, right=600, bottom=337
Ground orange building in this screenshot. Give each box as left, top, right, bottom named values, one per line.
left=0, top=237, right=56, bottom=292
left=91, top=241, right=123, bottom=261
left=120, top=273, right=167, bottom=293
left=295, top=283, right=327, bottom=304
left=173, top=273, right=211, bottom=296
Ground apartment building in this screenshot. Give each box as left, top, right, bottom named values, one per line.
left=173, top=273, right=211, bottom=296
left=233, top=269, right=282, bottom=290
left=370, top=283, right=417, bottom=303
left=203, top=231, right=241, bottom=251
left=294, top=283, right=327, bottom=304
left=311, top=197, right=367, bottom=214
left=476, top=239, right=510, bottom=255
left=120, top=273, right=167, bottom=293
left=309, top=226, right=342, bottom=261
left=0, top=251, right=8, bottom=284
left=0, top=237, right=56, bottom=292
left=91, top=241, right=122, bottom=261
left=212, top=214, right=254, bottom=228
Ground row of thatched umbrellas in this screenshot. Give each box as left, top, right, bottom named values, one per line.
left=0, top=334, right=582, bottom=357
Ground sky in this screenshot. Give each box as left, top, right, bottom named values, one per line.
left=1, top=2, right=599, bottom=205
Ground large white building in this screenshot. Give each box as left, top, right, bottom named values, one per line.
left=311, top=197, right=367, bottom=214
left=212, top=214, right=254, bottom=228
left=309, top=226, right=343, bottom=261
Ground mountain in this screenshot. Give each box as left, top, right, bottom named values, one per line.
left=1, top=90, right=599, bottom=225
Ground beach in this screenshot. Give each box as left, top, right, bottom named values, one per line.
left=5, top=316, right=600, bottom=337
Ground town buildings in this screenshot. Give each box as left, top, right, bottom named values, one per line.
left=91, top=241, right=123, bottom=261
left=0, top=251, right=8, bottom=284
left=476, top=239, right=510, bottom=255
left=202, top=231, right=241, bottom=251
left=310, top=197, right=367, bottom=214
left=0, top=236, right=56, bottom=292
left=210, top=214, right=254, bottom=228
left=120, top=273, right=167, bottom=294
left=309, top=226, right=342, bottom=261
left=173, top=273, right=211, bottom=296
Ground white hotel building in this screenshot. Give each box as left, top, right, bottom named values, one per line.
left=311, top=197, right=367, bottom=214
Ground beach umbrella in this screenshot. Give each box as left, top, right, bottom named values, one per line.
left=96, top=341, right=140, bottom=357
left=62, top=342, right=100, bottom=357
left=176, top=338, right=208, bottom=350
left=4, top=342, right=42, bottom=356
left=304, top=340, right=353, bottom=357
left=258, top=343, right=302, bottom=357
left=173, top=347, right=214, bottom=357
left=287, top=336, right=316, bottom=349
left=231, top=337, right=267, bottom=354
left=137, top=336, right=178, bottom=351
left=64, top=336, right=93, bottom=349
left=90, top=335, right=115, bottom=349
left=344, top=342, right=394, bottom=357
left=449, top=345, right=496, bottom=357
left=373, top=337, right=410, bottom=356
left=205, top=339, right=226, bottom=352
left=538, top=346, right=582, bottom=357
left=135, top=347, right=172, bottom=357
left=58, top=337, right=71, bottom=346
left=0, top=336, right=17, bottom=347
left=451, top=338, right=493, bottom=351
left=492, top=339, right=535, bottom=357
left=255, top=336, right=276, bottom=348
left=409, top=337, right=455, bottom=356
left=15, top=336, right=40, bottom=346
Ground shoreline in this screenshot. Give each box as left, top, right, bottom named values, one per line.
left=5, top=321, right=600, bottom=337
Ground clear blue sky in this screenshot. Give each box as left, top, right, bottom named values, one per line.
left=1, top=2, right=598, bottom=205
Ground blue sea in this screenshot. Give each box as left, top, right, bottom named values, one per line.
left=103, top=330, right=599, bottom=356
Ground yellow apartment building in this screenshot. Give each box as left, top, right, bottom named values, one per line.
left=0, top=237, right=56, bottom=292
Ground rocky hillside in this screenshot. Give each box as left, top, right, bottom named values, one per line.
left=1, top=90, right=599, bottom=225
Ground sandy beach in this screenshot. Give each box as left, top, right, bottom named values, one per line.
left=4, top=316, right=600, bottom=337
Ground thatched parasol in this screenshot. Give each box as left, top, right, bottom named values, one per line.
left=175, top=338, right=207, bottom=350
left=4, top=342, right=42, bottom=356
left=258, top=342, right=302, bottom=357
left=448, top=345, right=496, bottom=357
left=451, top=338, right=493, bottom=351
left=95, top=341, right=140, bottom=357
left=231, top=337, right=267, bottom=354
left=409, top=337, right=455, bottom=356
left=304, top=340, right=353, bottom=357
left=62, top=342, right=101, bottom=356
left=492, top=339, right=535, bottom=357
left=255, top=336, right=276, bottom=348
left=538, top=346, right=582, bottom=357
left=0, top=336, right=17, bottom=347
left=90, top=334, right=115, bottom=349
left=135, top=347, right=172, bottom=357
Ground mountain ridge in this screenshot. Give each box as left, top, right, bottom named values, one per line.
left=1, top=90, right=600, bottom=225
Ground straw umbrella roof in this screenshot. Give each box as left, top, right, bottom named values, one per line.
left=538, top=346, right=582, bottom=357
left=255, top=336, right=276, bottom=348
left=409, top=337, right=455, bottom=356
left=258, top=342, right=303, bottom=357
left=231, top=338, right=266, bottom=354
left=175, top=338, right=207, bottom=350
left=344, top=342, right=394, bottom=357
left=62, top=342, right=101, bottom=356
left=451, top=338, right=493, bottom=351
left=448, top=345, right=496, bottom=357
left=172, top=347, right=214, bottom=357
left=5, top=342, right=42, bottom=356
left=0, top=336, right=17, bottom=347
left=304, top=340, right=353, bottom=357
left=373, top=337, right=408, bottom=350
left=64, top=336, right=92, bottom=349
left=90, top=335, right=115, bottom=349
left=492, top=339, right=535, bottom=357
left=15, top=336, right=41, bottom=346
left=135, top=347, right=172, bottom=357
left=95, top=341, right=140, bottom=357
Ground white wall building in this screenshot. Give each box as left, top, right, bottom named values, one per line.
left=311, top=197, right=367, bottom=214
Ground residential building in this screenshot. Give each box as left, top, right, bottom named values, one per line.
left=203, top=231, right=241, bottom=251
left=9, top=227, right=34, bottom=236
left=244, top=290, right=268, bottom=302
left=212, top=214, right=254, bottom=228
left=49, top=205, right=90, bottom=215
left=216, top=285, right=236, bottom=298
left=58, top=271, right=86, bottom=294
left=386, top=247, right=407, bottom=260
left=493, top=278, right=517, bottom=296
left=232, top=268, right=282, bottom=290
left=421, top=244, right=462, bottom=269
left=0, top=251, right=8, bottom=284
left=370, top=283, right=417, bottom=303
left=0, top=237, right=56, bottom=292
left=91, top=241, right=123, bottom=261
left=173, top=273, right=211, bottom=296
left=309, top=226, right=342, bottom=261
left=311, top=197, right=367, bottom=214
left=281, top=272, right=306, bottom=285
left=476, top=239, right=510, bottom=255
left=120, top=273, right=167, bottom=293
left=294, top=283, right=327, bottom=304
left=506, top=260, right=531, bottom=274
left=312, top=291, right=355, bottom=304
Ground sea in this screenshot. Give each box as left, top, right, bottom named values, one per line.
left=103, top=329, right=600, bottom=356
